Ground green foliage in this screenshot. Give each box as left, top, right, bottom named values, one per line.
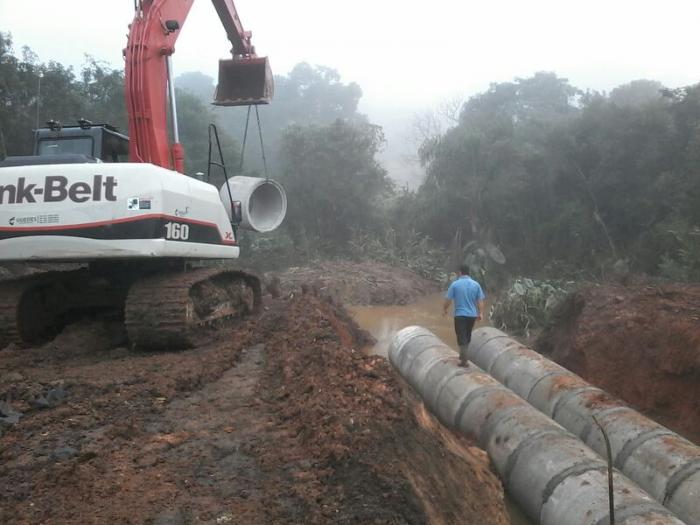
left=235, top=229, right=305, bottom=271
left=0, top=33, right=238, bottom=181
left=78, top=56, right=126, bottom=130
left=271, top=63, right=362, bottom=125
left=490, top=278, right=572, bottom=336
left=347, top=227, right=449, bottom=283
left=0, top=34, right=128, bottom=157
left=175, top=89, right=239, bottom=183
left=413, top=71, right=700, bottom=282
left=654, top=218, right=700, bottom=281
left=179, top=63, right=365, bottom=176
left=277, top=119, right=393, bottom=254
left=175, top=71, right=216, bottom=102
left=4, top=32, right=700, bottom=285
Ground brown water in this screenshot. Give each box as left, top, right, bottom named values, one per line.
left=350, top=293, right=533, bottom=525
left=349, top=292, right=490, bottom=357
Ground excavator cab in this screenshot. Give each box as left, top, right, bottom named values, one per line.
left=0, top=120, right=129, bottom=168
left=34, top=121, right=129, bottom=163
left=213, top=56, right=273, bottom=106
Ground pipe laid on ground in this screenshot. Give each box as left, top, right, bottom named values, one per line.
left=468, top=327, right=700, bottom=525
left=389, top=326, right=686, bottom=525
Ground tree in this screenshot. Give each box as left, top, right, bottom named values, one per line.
left=175, top=71, right=216, bottom=102
left=414, top=73, right=582, bottom=272
left=0, top=35, right=238, bottom=186
left=609, top=79, right=663, bottom=107
left=278, top=119, right=392, bottom=253
left=175, top=88, right=239, bottom=183
left=79, top=57, right=126, bottom=131
left=0, top=34, right=123, bottom=156
left=411, top=70, right=700, bottom=280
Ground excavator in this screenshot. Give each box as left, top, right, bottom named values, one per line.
left=0, top=0, right=286, bottom=350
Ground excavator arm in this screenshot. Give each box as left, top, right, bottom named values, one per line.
left=124, top=0, right=272, bottom=173
left=212, top=0, right=256, bottom=57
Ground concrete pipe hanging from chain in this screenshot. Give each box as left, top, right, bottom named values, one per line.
left=389, top=326, right=687, bottom=525
left=467, top=327, right=700, bottom=525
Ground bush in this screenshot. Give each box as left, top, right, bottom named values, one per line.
left=490, top=277, right=573, bottom=337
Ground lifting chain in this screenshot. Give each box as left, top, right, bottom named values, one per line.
left=239, top=105, right=269, bottom=180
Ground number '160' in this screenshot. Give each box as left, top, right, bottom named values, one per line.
left=164, top=222, right=190, bottom=240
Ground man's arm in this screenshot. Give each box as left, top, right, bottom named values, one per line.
left=443, top=297, right=452, bottom=316
left=443, top=282, right=454, bottom=316
left=477, top=299, right=484, bottom=321
left=476, top=284, right=486, bottom=321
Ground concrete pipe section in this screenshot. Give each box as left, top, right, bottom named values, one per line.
left=389, top=326, right=687, bottom=525
left=468, top=327, right=700, bottom=525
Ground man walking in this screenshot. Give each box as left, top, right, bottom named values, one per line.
left=443, top=264, right=486, bottom=366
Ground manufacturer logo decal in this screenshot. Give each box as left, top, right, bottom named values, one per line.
left=6, top=214, right=60, bottom=226
left=128, top=197, right=152, bottom=210
left=0, top=176, right=118, bottom=205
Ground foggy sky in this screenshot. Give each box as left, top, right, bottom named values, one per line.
left=3, top=0, right=700, bottom=183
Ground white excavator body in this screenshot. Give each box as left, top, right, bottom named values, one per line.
left=0, top=162, right=239, bottom=261
left=0, top=162, right=286, bottom=262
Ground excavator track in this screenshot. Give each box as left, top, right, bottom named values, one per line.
left=0, top=269, right=127, bottom=348
left=0, top=278, right=32, bottom=347
left=124, top=267, right=262, bottom=350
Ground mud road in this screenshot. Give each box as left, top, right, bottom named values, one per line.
left=0, top=288, right=509, bottom=524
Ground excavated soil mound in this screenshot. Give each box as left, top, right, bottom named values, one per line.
left=536, top=282, right=700, bottom=443
left=269, top=260, right=439, bottom=305
left=0, top=294, right=507, bottom=524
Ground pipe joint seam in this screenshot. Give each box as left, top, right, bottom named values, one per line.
left=541, top=461, right=607, bottom=507
left=579, top=406, right=632, bottom=443
left=614, top=428, right=676, bottom=471
left=479, top=404, right=528, bottom=445
left=469, top=333, right=510, bottom=356
left=488, top=344, right=523, bottom=375
left=502, top=428, right=570, bottom=485
left=452, top=384, right=504, bottom=430
left=594, top=502, right=678, bottom=525
left=430, top=366, right=472, bottom=407
left=663, top=458, right=700, bottom=505
left=551, top=385, right=605, bottom=420
left=524, top=369, right=571, bottom=402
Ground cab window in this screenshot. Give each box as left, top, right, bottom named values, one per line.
left=38, top=137, right=94, bottom=157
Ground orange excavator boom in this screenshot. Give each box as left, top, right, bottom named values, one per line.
left=124, top=0, right=273, bottom=173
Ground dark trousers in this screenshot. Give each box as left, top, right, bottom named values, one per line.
left=454, top=316, right=477, bottom=346
left=455, top=316, right=477, bottom=364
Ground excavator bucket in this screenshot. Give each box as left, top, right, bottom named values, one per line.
left=214, top=57, right=274, bottom=106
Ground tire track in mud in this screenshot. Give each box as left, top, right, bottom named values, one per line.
left=1, top=293, right=510, bottom=524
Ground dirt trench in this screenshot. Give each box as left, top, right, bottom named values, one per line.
left=269, top=260, right=440, bottom=306
left=536, top=282, right=700, bottom=443
left=0, top=293, right=508, bottom=524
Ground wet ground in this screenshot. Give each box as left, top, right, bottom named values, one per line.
left=350, top=294, right=531, bottom=525
left=0, top=293, right=509, bottom=524
left=349, top=293, right=490, bottom=357
left=271, top=261, right=440, bottom=306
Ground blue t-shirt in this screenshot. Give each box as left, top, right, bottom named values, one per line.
left=446, top=276, right=485, bottom=317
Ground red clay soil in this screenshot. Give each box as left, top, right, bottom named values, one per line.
left=536, top=282, right=700, bottom=443
left=0, top=294, right=507, bottom=524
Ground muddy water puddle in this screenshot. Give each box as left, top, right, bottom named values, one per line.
left=350, top=292, right=533, bottom=525
left=349, top=292, right=489, bottom=356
